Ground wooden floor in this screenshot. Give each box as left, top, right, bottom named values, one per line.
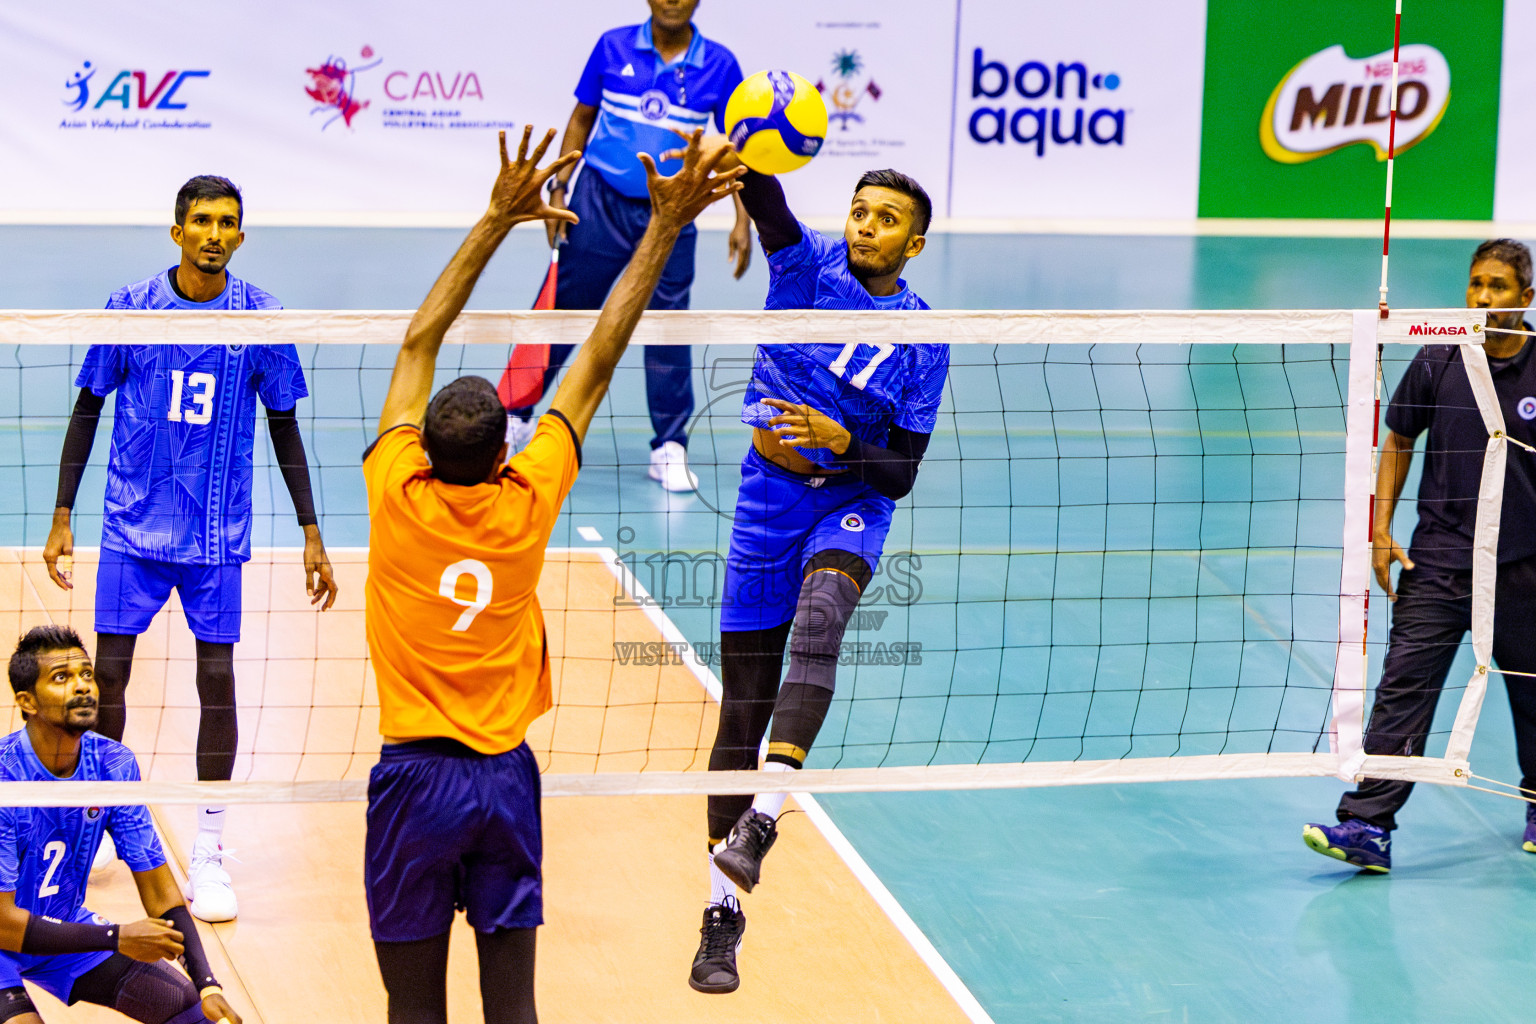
left=1, top=548, right=972, bottom=1024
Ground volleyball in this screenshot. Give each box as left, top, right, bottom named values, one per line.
left=724, top=70, right=828, bottom=175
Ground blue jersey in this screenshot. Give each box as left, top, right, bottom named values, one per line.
left=743, top=222, right=949, bottom=465
left=575, top=22, right=743, bottom=199
left=0, top=730, right=165, bottom=925
left=80, top=268, right=307, bottom=564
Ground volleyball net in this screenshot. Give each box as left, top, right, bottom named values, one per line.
left=0, top=306, right=1513, bottom=804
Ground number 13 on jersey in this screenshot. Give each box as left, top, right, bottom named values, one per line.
left=167, top=370, right=216, bottom=425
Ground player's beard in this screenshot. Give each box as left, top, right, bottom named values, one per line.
left=62, top=698, right=98, bottom=736
left=847, top=244, right=902, bottom=283
left=193, top=252, right=230, bottom=275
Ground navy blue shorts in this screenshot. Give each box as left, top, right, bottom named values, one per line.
left=94, top=551, right=242, bottom=643
left=720, top=448, right=895, bottom=632
left=365, top=739, right=543, bottom=942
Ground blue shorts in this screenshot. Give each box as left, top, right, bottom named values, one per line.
left=0, top=912, right=113, bottom=1004
left=365, top=739, right=543, bottom=942
left=94, top=551, right=242, bottom=643
left=720, top=448, right=895, bottom=632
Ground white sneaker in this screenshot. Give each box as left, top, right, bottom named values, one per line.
left=648, top=441, right=699, bottom=492
left=506, top=414, right=536, bottom=452
left=90, top=833, right=116, bottom=873
left=187, top=837, right=238, bottom=922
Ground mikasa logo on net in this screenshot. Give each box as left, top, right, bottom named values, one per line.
left=1261, top=43, right=1450, bottom=164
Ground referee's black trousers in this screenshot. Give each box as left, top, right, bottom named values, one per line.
left=1339, top=556, right=1536, bottom=830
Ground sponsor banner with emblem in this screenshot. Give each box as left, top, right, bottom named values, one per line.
left=1199, top=0, right=1502, bottom=220
left=0, top=0, right=949, bottom=222
left=946, top=0, right=1209, bottom=220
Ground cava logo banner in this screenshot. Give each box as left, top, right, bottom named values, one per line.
left=1262, top=44, right=1450, bottom=164
left=1199, top=0, right=1500, bottom=221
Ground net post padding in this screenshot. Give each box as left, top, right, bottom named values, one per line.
left=1329, top=312, right=1377, bottom=780
left=1444, top=340, right=1505, bottom=765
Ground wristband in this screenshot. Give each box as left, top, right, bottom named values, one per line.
left=20, top=914, right=117, bottom=955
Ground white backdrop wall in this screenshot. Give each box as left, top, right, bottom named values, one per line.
left=1, top=1, right=1532, bottom=226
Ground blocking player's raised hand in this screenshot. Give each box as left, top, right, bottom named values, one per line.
left=660, top=128, right=743, bottom=174
left=488, top=126, right=582, bottom=228
left=42, top=511, right=74, bottom=590
left=118, top=916, right=184, bottom=962
left=640, top=129, right=746, bottom=233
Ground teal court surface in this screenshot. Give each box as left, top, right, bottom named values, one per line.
left=3, top=226, right=1534, bottom=1022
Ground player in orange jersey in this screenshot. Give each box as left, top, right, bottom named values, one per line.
left=361, top=125, right=743, bottom=1024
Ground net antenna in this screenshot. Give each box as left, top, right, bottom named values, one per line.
left=1377, top=0, right=1404, bottom=321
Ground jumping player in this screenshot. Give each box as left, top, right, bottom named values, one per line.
left=42, top=175, right=339, bottom=922
left=362, top=127, right=741, bottom=1024
left=0, top=624, right=240, bottom=1024
left=674, top=137, right=948, bottom=994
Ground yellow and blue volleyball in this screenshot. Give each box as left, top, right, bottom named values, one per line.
left=724, top=70, right=828, bottom=175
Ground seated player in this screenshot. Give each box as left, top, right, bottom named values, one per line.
left=42, top=175, right=338, bottom=921
left=675, top=135, right=949, bottom=994
left=362, top=127, right=742, bottom=1024
left=1303, top=239, right=1536, bottom=872
left=0, top=625, right=239, bottom=1024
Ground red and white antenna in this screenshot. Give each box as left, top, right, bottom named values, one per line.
left=1377, top=0, right=1404, bottom=319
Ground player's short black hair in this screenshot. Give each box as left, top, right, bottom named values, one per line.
left=854, top=169, right=932, bottom=236
left=9, top=625, right=87, bottom=696
left=423, top=376, right=508, bottom=486
left=175, top=175, right=243, bottom=227
left=1472, top=239, right=1533, bottom=292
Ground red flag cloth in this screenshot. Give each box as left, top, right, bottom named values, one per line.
left=498, top=247, right=558, bottom=410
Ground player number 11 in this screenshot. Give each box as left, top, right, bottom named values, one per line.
left=167, top=370, right=217, bottom=425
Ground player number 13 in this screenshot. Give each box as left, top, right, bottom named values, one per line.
left=167, top=370, right=216, bottom=425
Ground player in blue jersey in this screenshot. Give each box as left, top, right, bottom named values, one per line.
left=675, top=138, right=949, bottom=994
left=41, top=175, right=338, bottom=924
left=0, top=625, right=239, bottom=1024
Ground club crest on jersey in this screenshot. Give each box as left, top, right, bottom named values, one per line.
left=841, top=513, right=865, bottom=533
left=226, top=344, right=245, bottom=355
left=1519, top=397, right=1536, bottom=421
left=84, top=806, right=102, bottom=821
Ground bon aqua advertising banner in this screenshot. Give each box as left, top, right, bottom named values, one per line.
left=1197, top=0, right=1503, bottom=220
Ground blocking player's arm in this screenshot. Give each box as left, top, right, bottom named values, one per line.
left=1373, top=429, right=1418, bottom=599
left=266, top=407, right=337, bottom=610
left=0, top=889, right=180, bottom=963
left=549, top=130, right=746, bottom=441
left=42, top=387, right=108, bottom=590
left=376, top=126, right=580, bottom=436
left=663, top=133, right=801, bottom=254
left=132, top=864, right=239, bottom=1023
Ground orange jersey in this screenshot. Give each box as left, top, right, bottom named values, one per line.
left=363, top=414, right=580, bottom=754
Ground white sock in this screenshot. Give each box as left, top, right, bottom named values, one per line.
left=708, top=843, right=736, bottom=905
left=752, top=762, right=795, bottom=821
left=196, top=806, right=226, bottom=848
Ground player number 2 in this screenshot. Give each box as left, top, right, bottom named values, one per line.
left=167, top=370, right=216, bottom=425
left=38, top=840, right=66, bottom=898
left=439, top=559, right=493, bottom=631
left=827, top=343, right=895, bottom=390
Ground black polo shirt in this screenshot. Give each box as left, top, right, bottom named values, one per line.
left=1386, top=328, right=1536, bottom=570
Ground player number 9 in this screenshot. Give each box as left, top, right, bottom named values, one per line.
left=439, top=559, right=493, bottom=631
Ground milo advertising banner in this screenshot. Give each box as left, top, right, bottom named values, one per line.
left=1198, top=0, right=1503, bottom=219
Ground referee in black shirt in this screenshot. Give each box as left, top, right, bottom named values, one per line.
left=1305, top=238, right=1536, bottom=873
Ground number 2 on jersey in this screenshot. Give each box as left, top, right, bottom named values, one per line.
left=167, top=370, right=216, bottom=425
left=827, top=343, right=896, bottom=390
left=440, top=560, right=493, bottom=631
left=38, top=840, right=66, bottom=898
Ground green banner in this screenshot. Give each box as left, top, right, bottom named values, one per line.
left=1198, top=1, right=1502, bottom=219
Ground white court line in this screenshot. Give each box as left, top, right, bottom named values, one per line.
left=597, top=547, right=998, bottom=1024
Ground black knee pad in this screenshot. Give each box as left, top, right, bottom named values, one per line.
left=785, top=566, right=864, bottom=692
left=73, top=955, right=200, bottom=1024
